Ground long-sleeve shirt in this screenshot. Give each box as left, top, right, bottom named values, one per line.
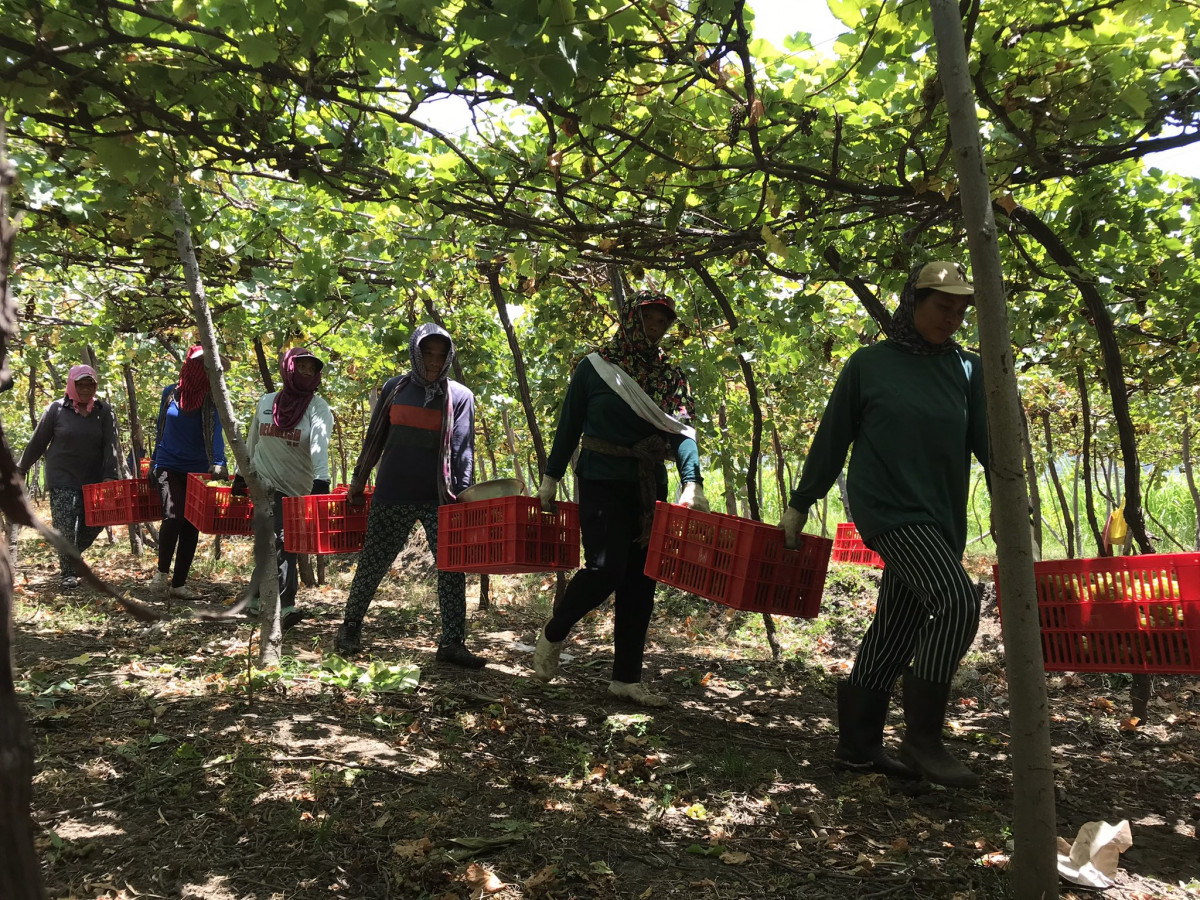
left=789, top=341, right=989, bottom=554
left=545, top=356, right=701, bottom=486
left=17, top=398, right=120, bottom=490
left=152, top=385, right=226, bottom=473
left=364, top=376, right=475, bottom=505
left=244, top=393, right=333, bottom=497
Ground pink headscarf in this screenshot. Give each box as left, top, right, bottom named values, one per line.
left=272, top=348, right=323, bottom=429
left=66, top=364, right=99, bottom=415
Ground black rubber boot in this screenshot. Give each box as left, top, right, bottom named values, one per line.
left=898, top=673, right=980, bottom=788
left=835, top=681, right=918, bottom=779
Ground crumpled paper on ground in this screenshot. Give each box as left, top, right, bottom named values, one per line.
left=1057, top=820, right=1133, bottom=888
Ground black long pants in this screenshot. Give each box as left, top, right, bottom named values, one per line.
left=544, top=477, right=665, bottom=684
left=849, top=522, right=981, bottom=692
left=154, top=468, right=200, bottom=588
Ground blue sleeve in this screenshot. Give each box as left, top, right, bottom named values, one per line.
left=669, top=435, right=701, bottom=484
left=450, top=385, right=475, bottom=494
left=212, top=413, right=226, bottom=468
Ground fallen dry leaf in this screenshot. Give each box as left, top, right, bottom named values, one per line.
left=465, top=862, right=506, bottom=896
left=720, top=850, right=751, bottom=865
left=1119, top=717, right=1140, bottom=732
left=394, top=836, right=433, bottom=858
left=1091, top=697, right=1115, bottom=712
left=524, top=865, right=557, bottom=896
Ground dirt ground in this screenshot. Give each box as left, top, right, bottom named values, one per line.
left=9, top=528, right=1200, bottom=900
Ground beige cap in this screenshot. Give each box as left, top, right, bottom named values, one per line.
left=914, top=261, right=974, bottom=297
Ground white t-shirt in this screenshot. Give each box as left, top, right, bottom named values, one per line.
left=245, top=393, right=333, bottom=497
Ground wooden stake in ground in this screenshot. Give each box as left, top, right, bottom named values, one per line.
left=928, top=2, right=1058, bottom=896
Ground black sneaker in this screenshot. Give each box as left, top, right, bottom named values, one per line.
left=334, top=623, right=362, bottom=655
left=435, top=642, right=486, bottom=670
left=282, top=610, right=305, bottom=631
left=61, top=575, right=79, bottom=590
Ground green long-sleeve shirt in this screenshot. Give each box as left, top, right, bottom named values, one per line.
left=545, top=356, right=701, bottom=486
left=789, top=341, right=989, bottom=554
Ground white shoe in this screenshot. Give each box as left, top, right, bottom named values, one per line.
left=608, top=680, right=669, bottom=708
left=170, top=583, right=201, bottom=601
left=532, top=626, right=565, bottom=682
left=150, top=571, right=170, bottom=599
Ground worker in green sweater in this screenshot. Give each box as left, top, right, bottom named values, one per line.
left=532, top=290, right=709, bottom=708
left=782, top=261, right=989, bottom=788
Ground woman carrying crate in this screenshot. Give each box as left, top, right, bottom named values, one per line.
left=16, top=365, right=121, bottom=589
left=333, top=324, right=481, bottom=668
left=782, top=261, right=988, bottom=788
left=148, top=345, right=227, bottom=602
left=234, top=347, right=333, bottom=630
left=531, top=290, right=710, bottom=708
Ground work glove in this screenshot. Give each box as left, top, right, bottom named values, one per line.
left=346, top=480, right=368, bottom=507
left=230, top=474, right=248, bottom=497
left=780, top=505, right=807, bottom=549
left=677, top=481, right=710, bottom=513
left=311, top=479, right=331, bottom=495
left=536, top=475, right=560, bottom=513
left=209, top=464, right=228, bottom=480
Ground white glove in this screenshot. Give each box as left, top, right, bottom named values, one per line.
left=678, top=481, right=710, bottom=512
left=536, top=475, right=560, bottom=512
left=780, top=505, right=807, bottom=549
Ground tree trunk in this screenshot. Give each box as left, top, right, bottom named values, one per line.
left=0, top=132, right=46, bottom=900
left=836, top=472, right=851, bottom=524
left=479, top=414, right=499, bottom=483
left=1041, top=411, right=1074, bottom=559
left=254, top=335, right=276, bottom=393
left=169, top=188, right=283, bottom=665
left=930, top=2, right=1058, bottom=894
left=694, top=266, right=780, bottom=661
left=1183, top=414, right=1199, bottom=551
left=501, top=408, right=523, bottom=484
left=1019, top=405, right=1043, bottom=553
left=1077, top=366, right=1105, bottom=556
left=484, top=265, right=547, bottom=472
left=717, top=402, right=739, bottom=516
left=120, top=363, right=146, bottom=559
left=1010, top=205, right=1150, bottom=554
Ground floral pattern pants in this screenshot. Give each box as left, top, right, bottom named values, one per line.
left=49, top=487, right=104, bottom=577
left=341, top=502, right=467, bottom=646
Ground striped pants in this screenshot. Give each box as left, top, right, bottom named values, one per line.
left=849, top=523, right=980, bottom=692
left=342, top=502, right=467, bottom=645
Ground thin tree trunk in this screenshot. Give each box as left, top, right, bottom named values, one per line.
left=42, top=350, right=61, bottom=393
left=0, top=122, right=47, bottom=900
left=930, top=2, right=1058, bottom=894
left=484, top=266, right=546, bottom=471
left=1010, top=205, right=1150, bottom=554
left=1041, top=411, right=1074, bottom=558
left=694, top=265, right=780, bottom=660
left=254, top=336, right=276, bottom=393
left=1019, top=405, right=1043, bottom=552
left=717, top=402, right=739, bottom=516
left=1077, top=366, right=1105, bottom=556
left=501, top=408, right=523, bottom=484
left=121, top=363, right=146, bottom=558
left=479, top=414, right=499, bottom=483
left=836, top=473, right=851, bottom=523
left=169, top=188, right=283, bottom=665
left=1183, top=414, right=1199, bottom=551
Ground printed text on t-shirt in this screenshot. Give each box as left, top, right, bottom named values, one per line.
left=258, top=421, right=301, bottom=447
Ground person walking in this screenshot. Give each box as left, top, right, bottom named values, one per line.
left=148, top=345, right=227, bottom=601
left=235, top=347, right=333, bottom=630
left=333, top=324, right=482, bottom=667
left=531, top=290, right=710, bottom=708
left=17, top=364, right=121, bottom=589
left=781, top=260, right=988, bottom=787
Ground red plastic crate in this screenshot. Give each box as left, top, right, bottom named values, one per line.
left=139, top=458, right=151, bottom=477
left=83, top=479, right=164, bottom=526
left=831, top=522, right=885, bottom=568
left=184, top=473, right=254, bottom=535
left=643, top=502, right=832, bottom=617
left=282, top=489, right=374, bottom=554
left=437, top=495, right=580, bottom=574
left=993, top=553, right=1200, bottom=673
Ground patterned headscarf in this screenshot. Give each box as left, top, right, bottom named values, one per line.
left=598, top=290, right=694, bottom=420
left=273, top=347, right=324, bottom=429
left=65, top=364, right=98, bottom=415
left=409, top=323, right=456, bottom=406
left=176, top=345, right=210, bottom=412
left=887, top=264, right=965, bottom=356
